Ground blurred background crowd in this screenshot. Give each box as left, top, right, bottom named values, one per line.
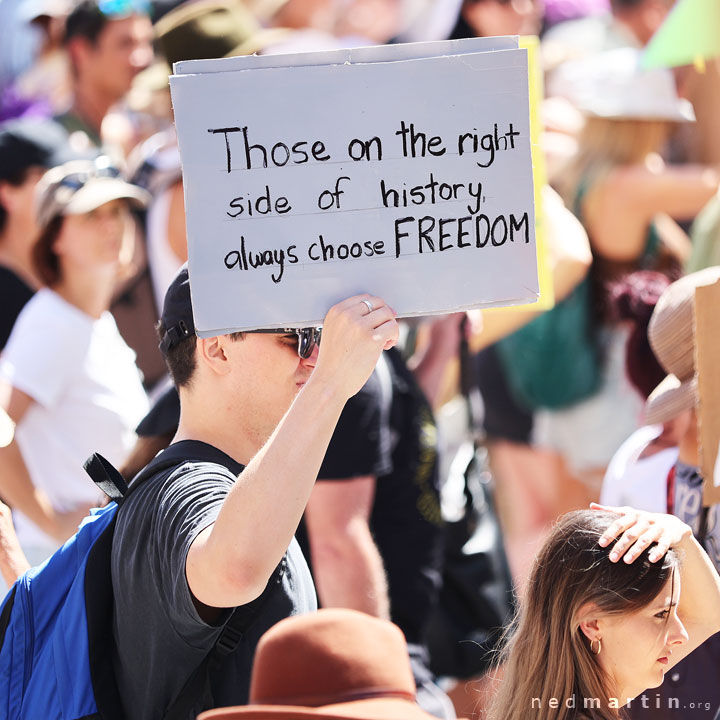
left=1, top=0, right=719, bottom=717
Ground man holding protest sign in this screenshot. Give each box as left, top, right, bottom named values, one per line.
left=110, top=265, right=399, bottom=719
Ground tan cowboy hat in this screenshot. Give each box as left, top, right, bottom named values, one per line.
left=644, top=267, right=720, bottom=425
left=134, top=0, right=289, bottom=92
left=155, top=0, right=290, bottom=67
left=198, top=609, right=451, bottom=720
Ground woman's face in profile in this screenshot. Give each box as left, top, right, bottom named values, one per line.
left=595, top=574, right=688, bottom=704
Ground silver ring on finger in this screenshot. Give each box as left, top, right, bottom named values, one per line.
left=361, top=299, right=374, bottom=314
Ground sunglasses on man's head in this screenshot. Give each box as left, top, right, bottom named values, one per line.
left=246, top=327, right=321, bottom=359
left=57, top=157, right=121, bottom=193
left=96, top=0, right=151, bottom=17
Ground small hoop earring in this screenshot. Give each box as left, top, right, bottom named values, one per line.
left=590, top=639, right=602, bottom=655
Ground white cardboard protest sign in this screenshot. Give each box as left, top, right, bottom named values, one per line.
left=173, top=36, right=519, bottom=75
left=171, top=43, right=538, bottom=335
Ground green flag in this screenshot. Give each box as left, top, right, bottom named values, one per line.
left=642, top=0, right=720, bottom=68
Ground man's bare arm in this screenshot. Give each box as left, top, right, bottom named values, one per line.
left=305, top=476, right=390, bottom=619
left=186, top=295, right=399, bottom=609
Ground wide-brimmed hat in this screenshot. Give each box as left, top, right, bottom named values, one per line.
left=35, top=157, right=150, bottom=229
left=142, top=0, right=289, bottom=83
left=549, top=47, right=695, bottom=123
left=644, top=267, right=720, bottom=424
left=198, top=609, right=446, bottom=720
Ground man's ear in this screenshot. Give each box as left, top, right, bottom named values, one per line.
left=66, top=36, right=94, bottom=73
left=0, top=181, right=13, bottom=213
left=197, top=335, right=231, bottom=376
left=577, top=602, right=602, bottom=641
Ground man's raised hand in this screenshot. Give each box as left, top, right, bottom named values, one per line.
left=313, top=294, right=399, bottom=401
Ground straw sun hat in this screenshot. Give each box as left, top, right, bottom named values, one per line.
left=644, top=267, right=720, bottom=425
left=198, top=609, right=449, bottom=720
left=550, top=47, right=696, bottom=123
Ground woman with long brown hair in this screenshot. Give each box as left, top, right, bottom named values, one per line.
left=490, top=505, right=720, bottom=719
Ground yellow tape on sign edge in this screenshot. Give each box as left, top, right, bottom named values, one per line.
left=485, top=35, right=553, bottom=315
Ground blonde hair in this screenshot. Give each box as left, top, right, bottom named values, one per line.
left=488, top=510, right=678, bottom=720
left=560, top=117, right=671, bottom=209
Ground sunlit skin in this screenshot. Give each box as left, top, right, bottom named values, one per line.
left=53, top=199, right=129, bottom=271
left=218, top=333, right=320, bottom=450
left=595, top=574, right=689, bottom=703
left=463, top=0, right=542, bottom=38
left=273, top=0, right=335, bottom=32
left=75, top=14, right=153, bottom=103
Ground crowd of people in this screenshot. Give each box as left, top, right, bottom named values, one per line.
left=1, top=0, right=720, bottom=718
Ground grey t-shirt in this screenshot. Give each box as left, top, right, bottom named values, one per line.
left=111, top=440, right=316, bottom=720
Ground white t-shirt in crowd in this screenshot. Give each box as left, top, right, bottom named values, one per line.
left=147, top=184, right=183, bottom=313
left=145, top=143, right=183, bottom=312
left=600, top=424, right=677, bottom=513
left=0, top=289, right=149, bottom=553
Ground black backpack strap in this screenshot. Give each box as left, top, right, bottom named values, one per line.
left=84, top=443, right=280, bottom=719
left=84, top=453, right=129, bottom=504
left=162, top=560, right=285, bottom=720
left=84, top=447, right=193, bottom=505
left=86, top=449, right=193, bottom=720
left=0, top=585, right=17, bottom=655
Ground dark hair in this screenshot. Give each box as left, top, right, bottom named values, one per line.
left=0, top=166, right=33, bottom=235
left=157, top=323, right=244, bottom=388
left=610, top=0, right=646, bottom=9
left=534, top=509, right=678, bottom=620
left=449, top=0, right=513, bottom=39
left=32, top=215, right=64, bottom=285
left=609, top=271, right=670, bottom=400
left=159, top=326, right=197, bottom=387
left=64, top=0, right=110, bottom=45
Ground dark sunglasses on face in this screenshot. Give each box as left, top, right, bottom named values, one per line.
left=246, top=327, right=322, bottom=359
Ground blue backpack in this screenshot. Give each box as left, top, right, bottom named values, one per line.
left=0, top=450, right=266, bottom=720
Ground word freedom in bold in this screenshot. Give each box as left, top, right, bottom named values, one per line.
left=223, top=210, right=529, bottom=284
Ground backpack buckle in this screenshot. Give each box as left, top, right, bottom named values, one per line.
left=215, top=624, right=243, bottom=657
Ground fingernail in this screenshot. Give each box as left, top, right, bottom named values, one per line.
left=609, top=552, right=618, bottom=561
left=598, top=537, right=608, bottom=547
left=624, top=554, right=634, bottom=563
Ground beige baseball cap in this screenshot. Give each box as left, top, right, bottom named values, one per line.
left=35, top=158, right=150, bottom=230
